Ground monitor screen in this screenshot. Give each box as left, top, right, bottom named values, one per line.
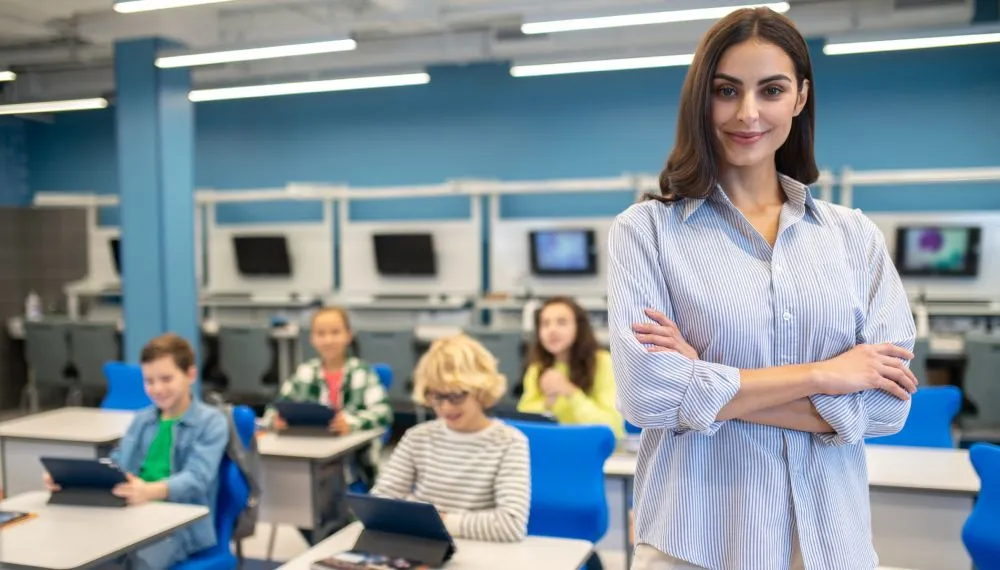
left=232, top=235, right=292, bottom=277
left=109, top=237, right=121, bottom=275
left=373, top=233, right=437, bottom=276
left=894, top=226, right=981, bottom=277
left=529, top=229, right=597, bottom=276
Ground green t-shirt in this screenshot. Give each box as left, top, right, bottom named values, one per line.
left=139, top=417, right=178, bottom=483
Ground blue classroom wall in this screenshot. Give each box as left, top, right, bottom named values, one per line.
left=25, top=41, right=1000, bottom=220
left=0, top=118, right=30, bottom=206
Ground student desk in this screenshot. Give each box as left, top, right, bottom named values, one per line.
left=257, top=428, right=385, bottom=549
left=605, top=445, right=980, bottom=570
left=277, top=521, right=594, bottom=570
left=0, top=490, right=208, bottom=570
left=0, top=408, right=134, bottom=497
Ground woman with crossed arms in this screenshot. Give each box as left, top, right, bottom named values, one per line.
left=607, top=7, right=918, bottom=570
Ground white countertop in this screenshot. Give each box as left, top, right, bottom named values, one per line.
left=605, top=444, right=980, bottom=495
left=0, top=491, right=209, bottom=570
left=0, top=408, right=134, bottom=444
left=257, top=428, right=385, bottom=460
left=277, top=521, right=593, bottom=570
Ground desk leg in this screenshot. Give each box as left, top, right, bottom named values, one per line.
left=624, top=476, right=633, bottom=570
left=310, top=458, right=350, bottom=542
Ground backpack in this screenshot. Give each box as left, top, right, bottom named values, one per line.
left=206, top=394, right=262, bottom=544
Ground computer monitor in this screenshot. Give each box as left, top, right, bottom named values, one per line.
left=529, top=229, right=597, bottom=276
left=109, top=237, right=121, bottom=275
left=894, top=225, right=981, bottom=277
left=232, top=235, right=292, bottom=277
left=372, top=233, right=437, bottom=276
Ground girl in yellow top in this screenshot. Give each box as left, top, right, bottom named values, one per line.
left=517, top=296, right=625, bottom=438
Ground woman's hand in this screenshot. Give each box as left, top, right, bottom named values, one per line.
left=539, top=369, right=577, bottom=399
left=813, top=344, right=918, bottom=400
left=633, top=308, right=699, bottom=360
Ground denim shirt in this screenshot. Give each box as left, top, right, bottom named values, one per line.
left=110, top=399, right=229, bottom=557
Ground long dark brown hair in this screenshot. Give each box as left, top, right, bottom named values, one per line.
left=652, top=7, right=818, bottom=203
left=529, top=297, right=599, bottom=393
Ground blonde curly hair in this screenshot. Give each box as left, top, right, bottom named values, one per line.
left=412, top=334, right=507, bottom=409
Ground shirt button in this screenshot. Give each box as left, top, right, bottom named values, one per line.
left=783, top=311, right=793, bottom=321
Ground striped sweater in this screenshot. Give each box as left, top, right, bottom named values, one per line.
left=372, top=419, right=531, bottom=543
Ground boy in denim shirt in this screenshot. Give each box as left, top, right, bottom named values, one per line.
left=45, top=333, right=228, bottom=570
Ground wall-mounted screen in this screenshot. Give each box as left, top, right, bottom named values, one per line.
left=109, top=237, right=122, bottom=275
left=529, top=229, right=597, bottom=276
left=232, top=235, right=293, bottom=276
left=894, top=225, right=981, bottom=277
left=373, top=233, right=437, bottom=276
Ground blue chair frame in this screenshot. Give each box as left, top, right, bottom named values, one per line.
left=962, top=443, right=1000, bottom=570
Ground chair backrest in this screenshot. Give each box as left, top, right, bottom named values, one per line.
left=210, top=405, right=255, bottom=554
left=218, top=326, right=274, bottom=396
left=869, top=385, right=962, bottom=448
left=354, top=329, right=417, bottom=404
left=371, top=363, right=393, bottom=443
left=962, top=334, right=1000, bottom=430
left=69, top=322, right=120, bottom=389
left=962, top=443, right=1000, bottom=569
left=101, top=362, right=153, bottom=411
left=465, top=329, right=524, bottom=407
left=506, top=421, right=616, bottom=543
left=23, top=320, right=71, bottom=387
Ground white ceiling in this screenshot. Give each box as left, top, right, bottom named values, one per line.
left=0, top=0, right=983, bottom=102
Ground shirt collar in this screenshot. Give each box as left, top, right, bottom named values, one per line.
left=680, top=173, right=825, bottom=225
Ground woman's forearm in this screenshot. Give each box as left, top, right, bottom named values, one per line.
left=739, top=398, right=834, bottom=433
left=715, top=364, right=822, bottom=421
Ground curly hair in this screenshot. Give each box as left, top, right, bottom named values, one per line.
left=412, top=334, right=508, bottom=409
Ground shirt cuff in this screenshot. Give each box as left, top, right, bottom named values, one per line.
left=810, top=394, right=864, bottom=446
left=676, top=360, right=741, bottom=435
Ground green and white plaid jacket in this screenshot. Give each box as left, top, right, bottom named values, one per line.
left=265, top=357, right=393, bottom=432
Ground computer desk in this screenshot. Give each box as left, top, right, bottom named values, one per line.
left=605, top=444, right=979, bottom=570
left=0, top=490, right=208, bottom=570
left=257, top=428, right=386, bottom=559
left=0, top=408, right=134, bottom=497
left=276, top=521, right=594, bottom=570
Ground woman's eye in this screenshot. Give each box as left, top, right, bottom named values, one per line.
left=763, top=86, right=784, bottom=97
left=716, top=86, right=737, bottom=98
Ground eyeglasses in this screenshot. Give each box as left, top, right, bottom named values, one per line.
left=425, top=391, right=470, bottom=406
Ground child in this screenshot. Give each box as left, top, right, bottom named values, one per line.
left=517, top=296, right=624, bottom=438
left=266, top=306, right=392, bottom=485
left=372, top=334, right=530, bottom=543
left=45, top=333, right=228, bottom=570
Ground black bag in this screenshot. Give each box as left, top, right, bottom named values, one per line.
left=207, top=394, right=263, bottom=545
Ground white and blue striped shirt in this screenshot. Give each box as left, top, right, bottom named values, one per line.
left=608, top=174, right=915, bottom=570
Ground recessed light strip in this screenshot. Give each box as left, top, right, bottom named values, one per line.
left=0, top=71, right=16, bottom=82
left=0, top=98, right=109, bottom=116
left=156, top=39, right=358, bottom=68
left=824, top=31, right=1000, bottom=55
left=114, top=0, right=235, bottom=13
left=189, top=73, right=430, bottom=102
left=511, top=54, right=695, bottom=77
left=522, top=2, right=790, bottom=34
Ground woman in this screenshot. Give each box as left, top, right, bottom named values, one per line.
left=608, top=7, right=918, bottom=570
left=517, top=296, right=624, bottom=437
left=372, top=334, right=530, bottom=543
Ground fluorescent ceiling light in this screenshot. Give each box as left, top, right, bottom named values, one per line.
left=0, top=98, right=109, bottom=116
left=156, top=39, right=357, bottom=68
left=511, top=54, right=694, bottom=77
left=0, top=71, right=16, bottom=82
left=824, top=31, right=1000, bottom=55
left=189, top=73, right=430, bottom=102
left=522, top=2, right=790, bottom=34
left=114, top=0, right=234, bottom=12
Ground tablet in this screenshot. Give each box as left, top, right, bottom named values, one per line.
left=274, top=401, right=335, bottom=427
left=0, top=510, right=33, bottom=529
left=40, top=457, right=128, bottom=490
left=346, top=493, right=453, bottom=545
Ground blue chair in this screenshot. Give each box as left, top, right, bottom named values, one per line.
left=625, top=421, right=641, bottom=435
left=868, top=386, right=962, bottom=449
left=172, top=405, right=255, bottom=570
left=963, top=443, right=1000, bottom=570
left=101, top=362, right=153, bottom=411
left=371, top=362, right=394, bottom=444
left=507, top=421, right=615, bottom=543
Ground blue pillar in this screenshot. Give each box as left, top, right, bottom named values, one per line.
left=115, top=38, right=199, bottom=368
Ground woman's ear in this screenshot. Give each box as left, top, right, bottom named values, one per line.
left=793, top=79, right=809, bottom=117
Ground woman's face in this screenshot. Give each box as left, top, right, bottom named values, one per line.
left=539, top=302, right=578, bottom=358
left=710, top=38, right=808, bottom=171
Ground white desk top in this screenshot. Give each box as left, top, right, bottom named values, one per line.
left=277, top=521, right=593, bottom=570
left=0, top=408, right=133, bottom=444
left=0, top=491, right=209, bottom=570
left=604, top=445, right=981, bottom=495
left=257, top=428, right=385, bottom=460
